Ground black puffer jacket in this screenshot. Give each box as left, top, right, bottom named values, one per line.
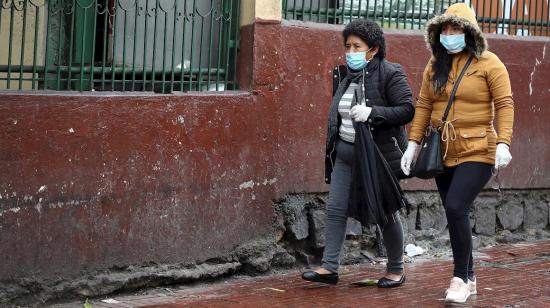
left=325, top=57, right=414, bottom=184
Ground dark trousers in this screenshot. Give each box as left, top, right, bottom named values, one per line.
left=435, top=162, right=493, bottom=282
left=322, top=139, right=404, bottom=274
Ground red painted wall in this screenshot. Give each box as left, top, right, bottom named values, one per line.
left=0, top=21, right=548, bottom=280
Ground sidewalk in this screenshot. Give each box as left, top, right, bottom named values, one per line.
left=83, top=240, right=550, bottom=308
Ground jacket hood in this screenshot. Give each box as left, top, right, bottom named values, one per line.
left=425, top=3, right=487, bottom=57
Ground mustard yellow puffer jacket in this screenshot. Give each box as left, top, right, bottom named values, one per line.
left=408, top=3, right=514, bottom=167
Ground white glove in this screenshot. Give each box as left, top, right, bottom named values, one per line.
left=495, top=143, right=512, bottom=170
left=401, top=141, right=419, bottom=176
left=350, top=105, right=372, bottom=122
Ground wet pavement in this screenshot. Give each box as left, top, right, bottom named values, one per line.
left=83, top=240, right=550, bottom=308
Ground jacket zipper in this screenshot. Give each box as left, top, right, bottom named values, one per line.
left=392, top=137, right=404, bottom=156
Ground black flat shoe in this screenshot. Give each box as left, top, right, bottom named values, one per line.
left=377, top=274, right=406, bottom=288
left=301, top=271, right=339, bottom=285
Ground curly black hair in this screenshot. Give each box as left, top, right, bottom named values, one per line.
left=342, top=19, right=386, bottom=59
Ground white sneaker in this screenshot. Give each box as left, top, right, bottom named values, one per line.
left=469, top=277, right=477, bottom=295
left=445, top=277, right=471, bottom=303
left=446, top=277, right=477, bottom=295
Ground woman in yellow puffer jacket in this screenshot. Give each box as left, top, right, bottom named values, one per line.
left=400, top=3, right=514, bottom=304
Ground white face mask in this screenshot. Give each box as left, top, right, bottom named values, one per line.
left=345, top=48, right=373, bottom=70
left=440, top=34, right=466, bottom=54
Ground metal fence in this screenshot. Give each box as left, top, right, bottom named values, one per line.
left=283, top=0, right=550, bottom=36
left=0, top=0, right=240, bottom=92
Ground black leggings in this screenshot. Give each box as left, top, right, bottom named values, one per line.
left=435, top=162, right=493, bottom=282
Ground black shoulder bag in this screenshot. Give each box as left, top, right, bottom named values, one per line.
left=413, top=55, right=474, bottom=179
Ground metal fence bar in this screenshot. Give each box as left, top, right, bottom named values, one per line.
left=231, top=0, right=240, bottom=89
left=216, top=0, right=224, bottom=91
left=501, top=0, right=506, bottom=33
left=31, top=4, right=40, bottom=90
left=6, top=4, right=15, bottom=89
left=495, top=0, right=500, bottom=33
left=161, top=4, right=169, bottom=92
left=510, top=0, right=514, bottom=34
left=55, top=7, right=63, bottom=90
left=388, top=0, right=393, bottom=27
left=324, top=0, right=328, bottom=23
left=131, top=0, right=139, bottom=91
left=181, top=2, right=189, bottom=91
left=18, top=0, right=28, bottom=90
left=527, top=0, right=531, bottom=33
left=66, top=0, right=76, bottom=90
left=316, top=0, right=321, bottom=22
left=43, top=5, right=51, bottom=90
left=89, top=1, right=98, bottom=91
left=533, top=0, right=539, bottom=34
left=170, top=1, right=179, bottom=92
left=197, top=7, right=206, bottom=90
left=189, top=0, right=197, bottom=91
left=429, top=0, right=433, bottom=24
left=381, top=0, right=387, bottom=27
left=397, top=0, right=402, bottom=28
left=411, top=0, right=422, bottom=30
left=489, top=0, right=494, bottom=32
left=223, top=0, right=233, bottom=90
left=150, top=1, right=159, bottom=91
left=417, top=0, right=422, bottom=29
left=206, top=0, right=215, bottom=91
left=121, top=6, right=129, bottom=91
left=79, top=3, right=89, bottom=91
left=102, top=3, right=110, bottom=90
left=514, top=0, right=520, bottom=35
left=141, top=1, right=149, bottom=90
left=547, top=4, right=549, bottom=36
left=520, top=0, right=526, bottom=35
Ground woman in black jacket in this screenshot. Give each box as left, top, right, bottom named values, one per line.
left=301, top=20, right=414, bottom=287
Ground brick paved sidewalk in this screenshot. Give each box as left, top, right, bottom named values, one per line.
left=84, top=241, right=550, bottom=308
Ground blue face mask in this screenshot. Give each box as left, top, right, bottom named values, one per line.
left=346, top=49, right=372, bottom=70
left=440, top=34, right=466, bottom=54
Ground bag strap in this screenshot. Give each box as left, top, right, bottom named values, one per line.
left=441, top=55, right=474, bottom=122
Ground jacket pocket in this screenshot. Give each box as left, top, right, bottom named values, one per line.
left=455, top=127, right=489, bottom=156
